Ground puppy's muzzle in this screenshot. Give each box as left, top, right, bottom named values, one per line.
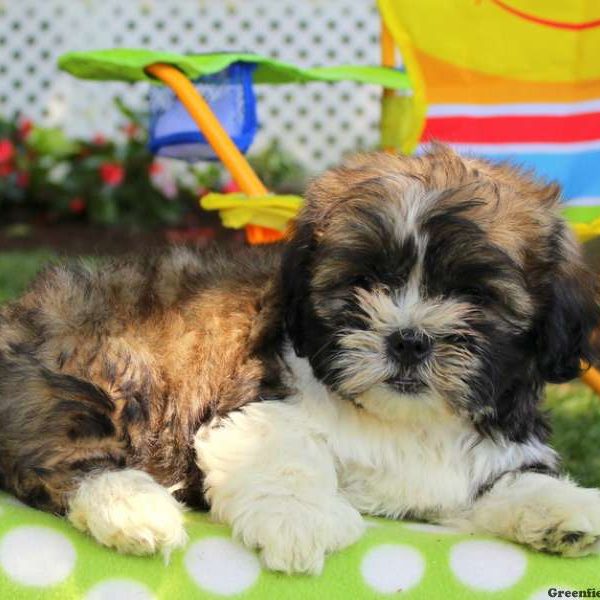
left=386, top=329, right=432, bottom=366
left=385, top=329, right=431, bottom=394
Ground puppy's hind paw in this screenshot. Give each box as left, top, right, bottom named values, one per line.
left=519, top=486, right=600, bottom=557
left=68, top=469, right=188, bottom=559
left=539, top=514, right=600, bottom=557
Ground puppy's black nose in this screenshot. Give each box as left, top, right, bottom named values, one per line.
left=387, top=329, right=432, bottom=365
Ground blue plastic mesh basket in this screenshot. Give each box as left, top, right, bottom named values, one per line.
left=149, top=62, right=258, bottom=162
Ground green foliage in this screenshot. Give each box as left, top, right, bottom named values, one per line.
left=545, top=383, right=600, bottom=488
left=0, top=250, right=57, bottom=303
left=249, top=139, right=306, bottom=193
left=27, top=127, right=81, bottom=158
left=0, top=104, right=308, bottom=230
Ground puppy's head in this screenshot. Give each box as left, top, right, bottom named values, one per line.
left=281, top=146, right=599, bottom=440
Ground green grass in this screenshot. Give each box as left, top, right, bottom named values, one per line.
left=546, top=383, right=600, bottom=487
left=0, top=249, right=57, bottom=303
left=0, top=250, right=598, bottom=487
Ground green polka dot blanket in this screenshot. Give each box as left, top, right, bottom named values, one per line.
left=0, top=492, right=598, bottom=599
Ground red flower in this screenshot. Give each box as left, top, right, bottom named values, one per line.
left=99, top=162, right=125, bottom=186
left=122, top=123, right=139, bottom=138
left=222, top=180, right=241, bottom=193
left=0, top=139, right=15, bottom=164
left=18, top=119, right=33, bottom=140
left=15, top=171, right=29, bottom=188
left=69, top=197, right=86, bottom=214
left=0, top=162, right=13, bottom=177
left=148, top=161, right=163, bottom=176
left=92, top=133, right=107, bottom=146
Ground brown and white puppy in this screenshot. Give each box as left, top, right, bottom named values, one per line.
left=0, top=146, right=598, bottom=572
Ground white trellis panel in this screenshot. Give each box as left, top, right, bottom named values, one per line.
left=0, top=0, right=385, bottom=172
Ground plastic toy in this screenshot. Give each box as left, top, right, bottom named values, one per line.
left=59, top=49, right=411, bottom=244
left=148, top=63, right=258, bottom=162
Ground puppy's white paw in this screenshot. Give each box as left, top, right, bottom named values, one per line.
left=514, top=485, right=600, bottom=556
left=68, top=469, right=187, bottom=558
left=233, top=496, right=365, bottom=575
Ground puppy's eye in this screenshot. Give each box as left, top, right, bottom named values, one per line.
left=458, top=286, right=494, bottom=305
left=350, top=275, right=372, bottom=289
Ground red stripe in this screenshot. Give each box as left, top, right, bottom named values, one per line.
left=491, top=0, right=600, bottom=31
left=423, top=112, right=600, bottom=144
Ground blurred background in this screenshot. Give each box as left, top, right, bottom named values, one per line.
left=0, top=0, right=382, bottom=256
left=0, top=0, right=599, bottom=487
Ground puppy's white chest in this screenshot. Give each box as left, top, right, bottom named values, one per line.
left=329, top=412, right=475, bottom=518
left=288, top=354, right=477, bottom=517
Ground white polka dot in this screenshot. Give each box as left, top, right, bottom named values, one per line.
left=404, top=523, right=459, bottom=534
left=86, top=579, right=154, bottom=600
left=0, top=526, right=76, bottom=586
left=450, top=540, right=526, bottom=591
left=361, top=544, right=425, bottom=593
left=185, top=537, right=260, bottom=595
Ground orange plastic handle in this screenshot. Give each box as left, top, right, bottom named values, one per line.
left=582, top=364, right=600, bottom=396
left=146, top=63, right=282, bottom=244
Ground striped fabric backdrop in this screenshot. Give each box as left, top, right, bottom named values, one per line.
left=379, top=0, right=600, bottom=239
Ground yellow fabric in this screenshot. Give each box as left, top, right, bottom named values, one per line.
left=380, top=94, right=417, bottom=152
left=201, top=193, right=304, bottom=232
left=378, top=1, right=600, bottom=84
left=377, top=0, right=428, bottom=152
left=573, top=219, right=600, bottom=243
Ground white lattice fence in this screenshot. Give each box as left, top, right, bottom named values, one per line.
left=0, top=0, right=384, bottom=172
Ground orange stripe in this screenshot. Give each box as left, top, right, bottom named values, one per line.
left=415, top=48, right=600, bottom=104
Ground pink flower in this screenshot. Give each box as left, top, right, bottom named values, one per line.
left=99, top=162, right=125, bottom=186
left=92, top=133, right=107, bottom=146
left=0, top=139, right=15, bottom=164
left=69, top=197, right=86, bottom=214
left=222, top=180, right=241, bottom=193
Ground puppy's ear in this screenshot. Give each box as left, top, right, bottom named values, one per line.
left=535, top=228, right=599, bottom=383
left=280, top=220, right=315, bottom=357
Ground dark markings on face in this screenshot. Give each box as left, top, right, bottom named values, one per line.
left=316, top=210, right=419, bottom=294
left=422, top=209, right=524, bottom=314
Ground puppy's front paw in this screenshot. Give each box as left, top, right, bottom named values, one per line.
left=68, top=469, right=187, bottom=558
left=517, top=486, right=600, bottom=557
left=234, top=496, right=365, bottom=575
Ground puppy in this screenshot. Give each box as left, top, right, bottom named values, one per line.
left=0, top=147, right=598, bottom=573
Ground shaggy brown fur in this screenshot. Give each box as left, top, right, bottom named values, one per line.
left=0, top=145, right=596, bottom=517
left=0, top=246, right=287, bottom=512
